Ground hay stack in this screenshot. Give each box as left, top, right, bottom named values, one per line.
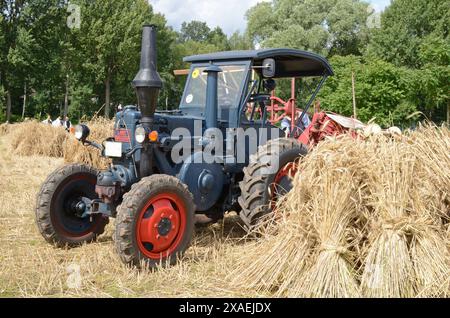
left=360, top=141, right=417, bottom=297
left=63, top=118, right=113, bottom=169
left=8, top=121, right=68, bottom=157
left=4, top=118, right=113, bottom=169
left=230, top=126, right=449, bottom=298
left=288, top=171, right=361, bottom=298
left=0, top=123, right=10, bottom=136
left=230, top=136, right=371, bottom=297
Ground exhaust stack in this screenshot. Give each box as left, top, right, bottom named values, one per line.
left=133, top=25, right=162, bottom=178
left=133, top=24, right=163, bottom=120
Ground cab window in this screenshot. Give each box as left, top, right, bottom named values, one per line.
left=180, top=64, right=247, bottom=111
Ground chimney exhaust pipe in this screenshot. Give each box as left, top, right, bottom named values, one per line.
left=133, top=24, right=162, bottom=178
left=204, top=64, right=222, bottom=130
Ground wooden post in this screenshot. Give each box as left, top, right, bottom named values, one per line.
left=6, top=90, right=11, bottom=123
left=352, top=71, right=357, bottom=119
left=105, top=69, right=111, bottom=118
left=21, top=82, right=27, bottom=119
left=447, top=101, right=450, bottom=126
left=63, top=75, right=69, bottom=118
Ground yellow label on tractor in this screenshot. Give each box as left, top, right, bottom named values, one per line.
left=192, top=68, right=200, bottom=79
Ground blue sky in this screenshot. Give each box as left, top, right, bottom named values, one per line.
left=149, top=0, right=392, bottom=36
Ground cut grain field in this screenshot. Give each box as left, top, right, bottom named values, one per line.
left=0, top=122, right=449, bottom=298
left=0, top=135, right=257, bottom=297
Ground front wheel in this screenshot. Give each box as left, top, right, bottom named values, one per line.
left=115, top=175, right=195, bottom=268
left=35, top=164, right=109, bottom=247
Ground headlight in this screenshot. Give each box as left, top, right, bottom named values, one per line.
left=75, top=124, right=90, bottom=141
left=135, top=126, right=147, bottom=144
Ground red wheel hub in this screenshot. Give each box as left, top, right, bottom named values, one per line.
left=136, top=193, right=186, bottom=259
left=271, top=162, right=298, bottom=205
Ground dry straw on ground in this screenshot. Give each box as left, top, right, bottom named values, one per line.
left=9, top=121, right=68, bottom=157
left=0, top=123, right=11, bottom=136
left=63, top=118, right=113, bottom=169
left=230, top=125, right=449, bottom=298
left=4, top=118, right=113, bottom=169
left=0, top=120, right=448, bottom=297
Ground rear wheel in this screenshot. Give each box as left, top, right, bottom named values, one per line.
left=115, top=175, right=195, bottom=268
left=238, top=138, right=307, bottom=229
left=35, top=164, right=108, bottom=247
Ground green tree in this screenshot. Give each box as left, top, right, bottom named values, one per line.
left=410, top=36, right=450, bottom=122
left=0, top=0, right=69, bottom=122
left=367, top=0, right=449, bottom=68
left=246, top=0, right=370, bottom=56
left=367, top=0, right=449, bottom=122
left=70, top=0, right=155, bottom=118
left=0, top=0, right=26, bottom=122
left=179, top=21, right=211, bottom=42
left=319, top=55, right=417, bottom=127
left=228, top=31, right=253, bottom=50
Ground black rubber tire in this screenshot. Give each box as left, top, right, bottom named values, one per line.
left=238, top=138, right=308, bottom=229
left=35, top=163, right=109, bottom=247
left=115, top=175, right=195, bottom=268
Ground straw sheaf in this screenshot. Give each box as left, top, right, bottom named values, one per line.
left=4, top=118, right=113, bottom=169
left=231, top=125, right=449, bottom=298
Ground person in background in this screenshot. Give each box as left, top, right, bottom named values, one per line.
left=63, top=116, right=72, bottom=131
left=41, top=115, right=52, bottom=125
left=281, top=111, right=311, bottom=137
left=52, top=116, right=63, bottom=127
left=281, top=115, right=292, bottom=136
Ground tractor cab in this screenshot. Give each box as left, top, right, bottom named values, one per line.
left=178, top=49, right=334, bottom=133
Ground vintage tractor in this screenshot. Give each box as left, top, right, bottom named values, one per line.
left=35, top=25, right=362, bottom=268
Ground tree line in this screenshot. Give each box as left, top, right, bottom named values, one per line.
left=0, top=0, right=448, bottom=127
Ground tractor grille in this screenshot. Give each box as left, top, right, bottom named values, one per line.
left=114, top=129, right=131, bottom=143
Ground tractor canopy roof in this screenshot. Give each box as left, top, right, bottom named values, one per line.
left=183, top=48, right=333, bottom=77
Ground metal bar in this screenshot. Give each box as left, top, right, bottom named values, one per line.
left=238, top=79, right=258, bottom=121
left=291, top=78, right=296, bottom=133
left=296, top=75, right=328, bottom=132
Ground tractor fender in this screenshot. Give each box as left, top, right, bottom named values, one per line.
left=178, top=152, right=225, bottom=212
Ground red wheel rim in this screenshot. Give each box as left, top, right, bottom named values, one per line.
left=136, top=193, right=187, bottom=260
left=271, top=162, right=298, bottom=206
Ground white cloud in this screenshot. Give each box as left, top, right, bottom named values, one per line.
left=149, top=0, right=391, bottom=35
left=149, top=0, right=269, bottom=35
left=368, top=0, right=391, bottom=12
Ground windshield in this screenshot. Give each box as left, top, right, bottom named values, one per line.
left=180, top=64, right=247, bottom=111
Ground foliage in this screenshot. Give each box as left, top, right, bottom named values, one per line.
left=246, top=0, right=370, bottom=56
left=367, top=0, right=449, bottom=68
left=0, top=0, right=447, bottom=125
left=319, top=55, right=418, bottom=127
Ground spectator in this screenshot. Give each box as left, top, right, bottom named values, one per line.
left=52, top=116, right=63, bottom=127
left=63, top=116, right=72, bottom=131
left=281, top=111, right=312, bottom=136
left=41, top=115, right=52, bottom=125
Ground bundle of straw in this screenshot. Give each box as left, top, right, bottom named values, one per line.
left=8, top=121, right=68, bottom=157
left=0, top=123, right=10, bottom=136
left=360, top=140, right=417, bottom=297
left=409, top=125, right=450, bottom=224
left=288, top=171, right=362, bottom=298
left=62, top=118, right=113, bottom=169
left=229, top=136, right=371, bottom=297
left=230, top=127, right=449, bottom=298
